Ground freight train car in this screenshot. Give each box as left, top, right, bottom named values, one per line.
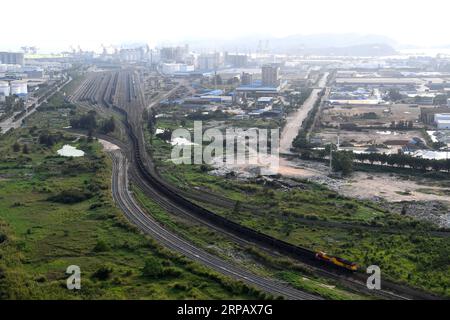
left=315, top=251, right=358, bottom=271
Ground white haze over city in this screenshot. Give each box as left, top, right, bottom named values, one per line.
left=1, top=0, right=450, bottom=52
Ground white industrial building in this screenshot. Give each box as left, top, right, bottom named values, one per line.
left=437, top=120, right=450, bottom=130
left=161, top=63, right=194, bottom=75
left=435, top=114, right=450, bottom=130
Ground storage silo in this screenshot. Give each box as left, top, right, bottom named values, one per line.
left=0, top=81, right=10, bottom=97
left=10, top=80, right=28, bottom=96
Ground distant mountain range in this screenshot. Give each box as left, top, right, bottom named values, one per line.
left=186, top=33, right=398, bottom=56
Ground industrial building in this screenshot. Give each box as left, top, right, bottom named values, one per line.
left=0, top=52, right=24, bottom=66
left=161, top=63, right=194, bottom=75
left=420, top=106, right=450, bottom=124
left=435, top=114, right=450, bottom=129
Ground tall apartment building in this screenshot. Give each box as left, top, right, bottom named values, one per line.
left=261, top=64, right=280, bottom=87
left=197, top=53, right=221, bottom=71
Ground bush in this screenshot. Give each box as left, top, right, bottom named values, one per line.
left=162, top=267, right=183, bottom=278
left=47, top=189, right=92, bottom=204
left=93, top=240, right=110, bottom=252
left=0, top=233, right=7, bottom=244
left=92, top=265, right=113, bottom=280
left=142, top=256, right=163, bottom=278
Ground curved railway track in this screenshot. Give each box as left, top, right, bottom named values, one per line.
left=109, top=149, right=321, bottom=300
left=70, top=70, right=442, bottom=300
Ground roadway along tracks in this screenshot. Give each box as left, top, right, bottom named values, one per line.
left=109, top=149, right=321, bottom=300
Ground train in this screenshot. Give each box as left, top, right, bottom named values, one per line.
left=98, top=72, right=360, bottom=276
left=315, top=251, right=358, bottom=271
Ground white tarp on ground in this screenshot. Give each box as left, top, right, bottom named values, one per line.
left=57, top=145, right=85, bottom=157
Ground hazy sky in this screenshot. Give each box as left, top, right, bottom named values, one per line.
left=1, top=0, right=449, bottom=52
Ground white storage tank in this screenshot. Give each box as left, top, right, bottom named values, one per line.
left=0, top=81, right=10, bottom=97
left=10, top=80, right=28, bottom=96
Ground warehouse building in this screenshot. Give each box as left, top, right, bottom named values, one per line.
left=435, top=114, right=450, bottom=129
left=420, top=107, right=450, bottom=124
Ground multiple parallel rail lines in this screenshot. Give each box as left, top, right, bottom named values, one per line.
left=68, top=69, right=441, bottom=300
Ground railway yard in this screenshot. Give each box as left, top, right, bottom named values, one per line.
left=1, top=61, right=449, bottom=301
left=59, top=66, right=448, bottom=300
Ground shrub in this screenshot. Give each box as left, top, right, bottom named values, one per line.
left=47, top=189, right=92, bottom=204
left=93, top=240, right=110, bottom=252
left=92, top=265, right=113, bottom=280
left=142, top=256, right=163, bottom=278
left=0, top=233, right=7, bottom=244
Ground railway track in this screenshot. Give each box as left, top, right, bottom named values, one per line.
left=70, top=69, right=441, bottom=300
left=109, top=149, right=321, bottom=300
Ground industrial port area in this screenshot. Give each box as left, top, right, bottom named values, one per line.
left=1, top=0, right=450, bottom=313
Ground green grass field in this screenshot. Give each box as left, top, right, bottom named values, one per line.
left=0, top=102, right=268, bottom=299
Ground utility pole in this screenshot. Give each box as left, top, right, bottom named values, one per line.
left=329, top=143, right=333, bottom=172
left=330, top=124, right=341, bottom=172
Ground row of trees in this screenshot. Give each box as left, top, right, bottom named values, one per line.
left=12, top=142, right=29, bottom=154
left=300, top=145, right=450, bottom=175
left=353, top=151, right=450, bottom=172
left=292, top=89, right=325, bottom=150
left=70, top=111, right=116, bottom=134
left=39, top=131, right=64, bottom=147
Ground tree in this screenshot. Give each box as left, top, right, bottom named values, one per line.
left=12, top=142, right=21, bottom=152
left=387, top=89, right=403, bottom=102
left=100, top=116, right=116, bottom=134
left=332, top=151, right=354, bottom=176
left=70, top=112, right=97, bottom=131
left=142, top=256, right=163, bottom=278
left=433, top=94, right=448, bottom=106
left=22, top=144, right=29, bottom=154
left=232, top=201, right=241, bottom=215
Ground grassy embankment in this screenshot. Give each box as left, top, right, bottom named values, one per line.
left=147, top=114, right=450, bottom=298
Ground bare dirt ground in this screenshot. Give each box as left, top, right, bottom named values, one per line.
left=279, top=157, right=450, bottom=204
left=99, top=139, right=120, bottom=151
left=341, top=172, right=450, bottom=203
left=276, top=157, right=450, bottom=227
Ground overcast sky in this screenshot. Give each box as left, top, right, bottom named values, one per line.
left=1, top=0, right=449, bottom=52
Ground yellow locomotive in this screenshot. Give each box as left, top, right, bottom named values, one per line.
left=315, top=251, right=358, bottom=271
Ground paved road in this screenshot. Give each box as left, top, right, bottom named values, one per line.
left=109, top=148, right=321, bottom=300
left=280, top=73, right=329, bottom=153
